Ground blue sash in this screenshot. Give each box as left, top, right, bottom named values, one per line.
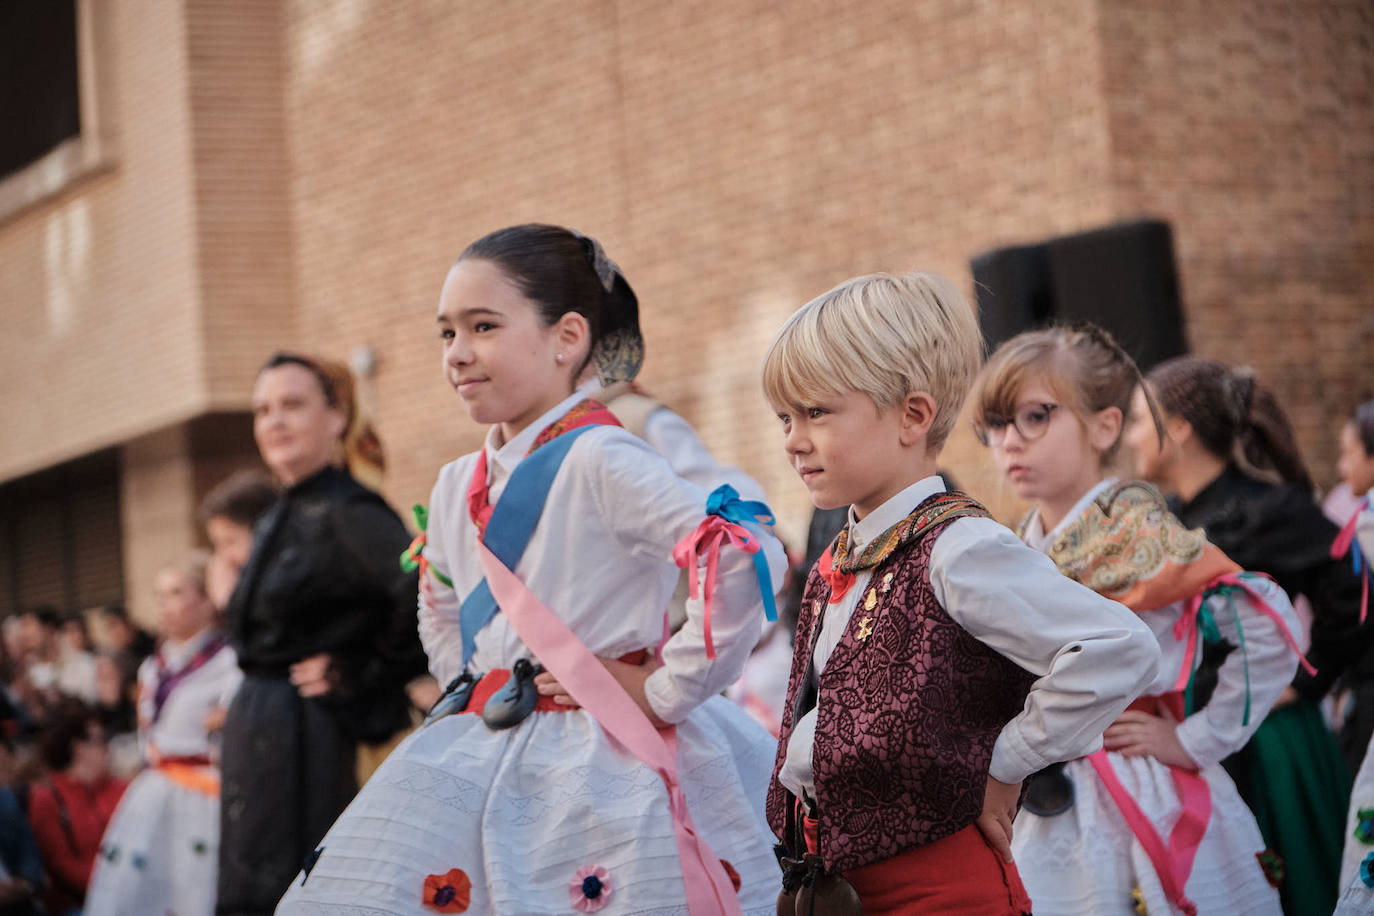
left=457, top=425, right=601, bottom=669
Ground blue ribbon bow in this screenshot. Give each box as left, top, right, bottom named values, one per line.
left=703, top=484, right=778, bottom=622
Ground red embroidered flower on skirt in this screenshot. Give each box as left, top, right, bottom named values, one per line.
left=423, top=868, right=472, bottom=913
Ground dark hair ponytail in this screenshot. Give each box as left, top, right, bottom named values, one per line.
left=1147, top=356, right=1312, bottom=491
left=1352, top=401, right=1374, bottom=456
left=459, top=224, right=643, bottom=384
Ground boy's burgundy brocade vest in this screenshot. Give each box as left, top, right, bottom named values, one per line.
left=766, top=512, right=1037, bottom=873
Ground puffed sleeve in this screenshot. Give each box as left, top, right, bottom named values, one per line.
left=1174, top=574, right=1301, bottom=769
left=416, top=462, right=469, bottom=686
left=586, top=431, right=787, bottom=723
left=930, top=517, right=1162, bottom=784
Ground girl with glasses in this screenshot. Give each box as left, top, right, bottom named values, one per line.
left=972, top=325, right=1304, bottom=916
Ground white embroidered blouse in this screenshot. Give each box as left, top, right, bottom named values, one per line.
left=418, top=392, right=789, bottom=724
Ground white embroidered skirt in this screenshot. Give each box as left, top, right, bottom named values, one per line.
left=275, top=695, right=779, bottom=915
left=84, top=766, right=222, bottom=916
left=1012, top=753, right=1281, bottom=916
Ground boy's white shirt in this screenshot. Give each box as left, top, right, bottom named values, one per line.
left=1020, top=477, right=1301, bottom=770
left=778, top=475, right=1161, bottom=799
left=418, top=391, right=789, bottom=724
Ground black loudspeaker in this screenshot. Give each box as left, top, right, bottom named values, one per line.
left=970, top=243, right=1053, bottom=354
left=971, top=219, right=1189, bottom=371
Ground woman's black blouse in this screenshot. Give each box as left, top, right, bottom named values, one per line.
left=225, top=464, right=427, bottom=741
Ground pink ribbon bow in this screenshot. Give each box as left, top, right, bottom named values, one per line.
left=673, top=516, right=762, bottom=660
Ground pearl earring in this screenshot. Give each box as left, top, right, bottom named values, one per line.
left=555, top=353, right=565, bottom=364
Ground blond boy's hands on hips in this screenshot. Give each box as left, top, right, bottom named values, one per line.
left=977, top=775, right=1021, bottom=863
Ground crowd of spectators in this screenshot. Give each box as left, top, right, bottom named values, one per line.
left=0, top=604, right=153, bottom=914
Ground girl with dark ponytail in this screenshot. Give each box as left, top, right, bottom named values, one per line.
left=1125, top=356, right=1365, bottom=916
left=277, top=224, right=787, bottom=915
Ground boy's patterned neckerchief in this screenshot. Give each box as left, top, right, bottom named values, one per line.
left=465, top=399, right=621, bottom=537
left=818, top=491, right=989, bottom=603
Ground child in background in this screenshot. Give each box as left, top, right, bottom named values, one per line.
left=762, top=273, right=1159, bottom=914
left=28, top=702, right=126, bottom=916
left=974, top=325, right=1302, bottom=915
left=197, top=470, right=278, bottom=612
left=1130, top=357, right=1358, bottom=916
left=84, top=552, right=240, bottom=916
left=1333, top=401, right=1374, bottom=897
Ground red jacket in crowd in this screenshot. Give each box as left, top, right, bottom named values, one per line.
left=27, top=771, right=127, bottom=914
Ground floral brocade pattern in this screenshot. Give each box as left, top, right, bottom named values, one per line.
left=1025, top=482, right=1209, bottom=600
left=768, top=506, right=1037, bottom=873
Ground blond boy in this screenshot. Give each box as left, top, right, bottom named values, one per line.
left=762, top=272, right=1159, bottom=912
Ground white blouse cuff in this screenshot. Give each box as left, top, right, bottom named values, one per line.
left=643, top=666, right=693, bottom=724
left=990, top=726, right=1053, bottom=785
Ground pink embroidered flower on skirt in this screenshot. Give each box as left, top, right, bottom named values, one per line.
left=569, top=865, right=612, bottom=912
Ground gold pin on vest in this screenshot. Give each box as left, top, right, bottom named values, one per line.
left=857, top=615, right=874, bottom=640
left=864, top=588, right=877, bottom=611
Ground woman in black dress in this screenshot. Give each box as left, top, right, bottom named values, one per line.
left=216, top=353, right=428, bottom=916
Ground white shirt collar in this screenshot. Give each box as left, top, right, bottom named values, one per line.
left=483, top=391, right=588, bottom=477
left=159, top=626, right=216, bottom=669
left=847, top=475, right=947, bottom=551
left=1023, top=477, right=1118, bottom=554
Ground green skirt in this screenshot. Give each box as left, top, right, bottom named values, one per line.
left=1224, top=699, right=1351, bottom=916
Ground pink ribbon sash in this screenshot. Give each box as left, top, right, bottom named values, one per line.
left=1332, top=500, right=1370, bottom=624
left=477, top=542, right=742, bottom=915
left=1088, top=749, right=1208, bottom=916
left=1172, top=571, right=1315, bottom=695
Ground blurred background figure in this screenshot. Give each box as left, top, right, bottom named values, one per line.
left=90, top=606, right=155, bottom=678
left=1334, top=401, right=1374, bottom=892
left=27, top=702, right=126, bottom=916
left=84, top=551, right=239, bottom=916
left=0, top=699, right=43, bottom=916
left=15, top=608, right=97, bottom=714
left=197, top=471, right=278, bottom=612
left=1129, top=358, right=1360, bottom=916
left=84, top=606, right=153, bottom=780
left=216, top=353, right=428, bottom=916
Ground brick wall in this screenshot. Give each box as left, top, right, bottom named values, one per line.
left=1098, top=0, right=1374, bottom=486
left=0, top=0, right=205, bottom=483
left=186, top=0, right=300, bottom=407
left=2, top=0, right=1369, bottom=612
left=279, top=0, right=1122, bottom=541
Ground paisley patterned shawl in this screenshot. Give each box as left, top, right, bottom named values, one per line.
left=1023, top=481, right=1240, bottom=611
